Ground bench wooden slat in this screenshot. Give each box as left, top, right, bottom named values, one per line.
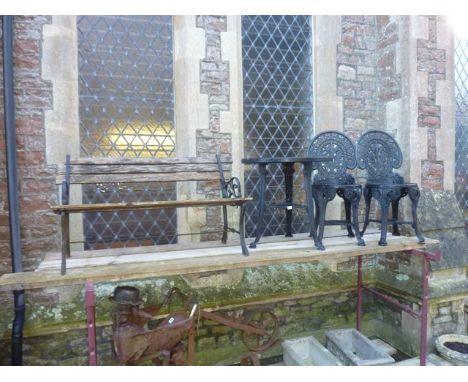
left=56, top=171, right=233, bottom=185
left=68, top=157, right=232, bottom=166
left=58, top=163, right=230, bottom=176
left=55, top=157, right=233, bottom=184
left=51, top=197, right=253, bottom=213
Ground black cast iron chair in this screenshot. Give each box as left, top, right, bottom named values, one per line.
left=356, top=130, right=425, bottom=246
left=309, top=131, right=365, bottom=250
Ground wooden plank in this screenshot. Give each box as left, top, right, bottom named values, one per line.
left=42, top=231, right=346, bottom=262
left=67, top=157, right=232, bottom=166
left=55, top=156, right=234, bottom=184
left=0, top=235, right=439, bottom=292
left=43, top=233, right=438, bottom=271
left=57, top=163, right=228, bottom=176
left=37, top=231, right=383, bottom=270
left=56, top=171, right=228, bottom=184
left=51, top=197, right=253, bottom=213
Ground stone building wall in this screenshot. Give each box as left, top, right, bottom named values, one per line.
left=195, top=15, right=233, bottom=240
left=337, top=16, right=383, bottom=142
left=0, top=267, right=380, bottom=365
left=0, top=15, right=466, bottom=366
left=0, top=16, right=59, bottom=280
left=417, top=16, right=446, bottom=191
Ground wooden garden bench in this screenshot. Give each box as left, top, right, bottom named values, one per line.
left=51, top=155, right=252, bottom=275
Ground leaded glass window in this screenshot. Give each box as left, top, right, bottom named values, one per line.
left=77, top=16, right=177, bottom=249
left=242, top=15, right=314, bottom=237
left=455, top=37, right=468, bottom=216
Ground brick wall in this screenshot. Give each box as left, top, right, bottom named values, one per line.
left=0, top=289, right=378, bottom=365
left=196, top=15, right=230, bottom=133
left=338, top=16, right=402, bottom=141
left=417, top=16, right=446, bottom=190
left=337, top=16, right=383, bottom=144
left=431, top=300, right=465, bottom=337
left=195, top=15, right=233, bottom=240
left=337, top=16, right=402, bottom=222
left=0, top=16, right=59, bottom=277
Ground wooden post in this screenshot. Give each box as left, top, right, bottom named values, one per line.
left=60, top=212, right=70, bottom=275
left=85, top=282, right=97, bottom=366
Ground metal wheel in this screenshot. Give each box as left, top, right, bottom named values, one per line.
left=241, top=309, right=279, bottom=352
left=227, top=177, right=242, bottom=198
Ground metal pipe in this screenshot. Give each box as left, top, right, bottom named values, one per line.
left=419, top=255, right=430, bottom=366
left=356, top=255, right=363, bottom=331
left=2, top=15, right=25, bottom=366
left=362, top=286, right=420, bottom=319
left=85, top=282, right=97, bottom=366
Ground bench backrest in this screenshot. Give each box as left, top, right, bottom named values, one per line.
left=57, top=156, right=233, bottom=205
left=56, top=157, right=232, bottom=185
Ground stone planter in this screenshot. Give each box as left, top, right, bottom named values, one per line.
left=435, top=334, right=468, bottom=366
left=282, top=335, right=342, bottom=366
left=325, top=329, right=395, bottom=366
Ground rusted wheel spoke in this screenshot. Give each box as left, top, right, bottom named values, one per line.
left=241, top=310, right=279, bottom=352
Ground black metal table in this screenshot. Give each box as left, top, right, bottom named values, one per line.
left=242, top=156, right=331, bottom=249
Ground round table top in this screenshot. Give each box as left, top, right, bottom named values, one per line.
left=241, top=156, right=332, bottom=165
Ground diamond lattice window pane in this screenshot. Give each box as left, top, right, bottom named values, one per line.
left=82, top=182, right=177, bottom=250
left=455, top=37, right=468, bottom=216
left=78, top=16, right=175, bottom=158
left=242, top=16, right=314, bottom=237
left=77, top=16, right=177, bottom=249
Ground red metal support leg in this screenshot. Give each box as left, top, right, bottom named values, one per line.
left=419, top=255, right=429, bottom=366
left=85, top=282, right=97, bottom=366
left=356, top=255, right=363, bottom=331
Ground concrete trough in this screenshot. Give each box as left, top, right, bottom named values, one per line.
left=325, top=329, right=395, bottom=366
left=282, top=335, right=342, bottom=366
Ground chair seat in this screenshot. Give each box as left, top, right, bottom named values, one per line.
left=312, top=183, right=360, bottom=189
left=365, top=182, right=418, bottom=188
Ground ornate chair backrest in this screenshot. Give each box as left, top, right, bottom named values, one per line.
left=356, top=130, right=403, bottom=184
left=308, top=131, right=357, bottom=185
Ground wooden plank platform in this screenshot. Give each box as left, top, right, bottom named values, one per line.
left=51, top=197, right=252, bottom=213
left=0, top=233, right=438, bottom=292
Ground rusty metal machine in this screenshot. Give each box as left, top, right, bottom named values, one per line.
left=110, top=286, right=197, bottom=365
left=110, top=286, right=279, bottom=365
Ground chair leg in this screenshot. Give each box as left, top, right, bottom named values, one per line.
left=360, top=186, right=371, bottom=236
left=304, top=163, right=318, bottom=245
left=350, top=188, right=365, bottom=246
left=313, top=199, right=320, bottom=238
left=408, top=186, right=425, bottom=244
left=314, top=191, right=331, bottom=251
left=391, top=198, right=401, bottom=236
left=344, top=199, right=355, bottom=237
left=376, top=188, right=391, bottom=246
left=239, top=204, right=249, bottom=256
left=310, top=188, right=321, bottom=248
left=343, top=187, right=365, bottom=247
left=352, top=197, right=365, bottom=246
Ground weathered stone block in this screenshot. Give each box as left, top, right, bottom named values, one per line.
left=432, top=322, right=458, bottom=337
left=433, top=315, right=453, bottom=325
left=417, top=191, right=468, bottom=269
left=438, top=305, right=451, bottom=316
left=283, top=335, right=342, bottom=366
left=337, top=64, right=356, bottom=80
left=325, top=328, right=395, bottom=366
